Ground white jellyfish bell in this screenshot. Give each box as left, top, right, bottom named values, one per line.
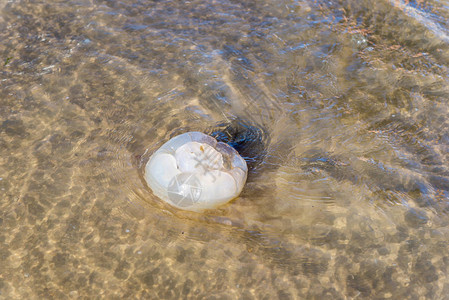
left=145, top=132, right=248, bottom=212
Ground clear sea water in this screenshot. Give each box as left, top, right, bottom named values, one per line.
left=1, top=0, right=449, bottom=298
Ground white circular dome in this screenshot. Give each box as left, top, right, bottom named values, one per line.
left=145, top=132, right=248, bottom=212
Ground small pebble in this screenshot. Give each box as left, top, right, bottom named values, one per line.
left=69, top=290, right=79, bottom=298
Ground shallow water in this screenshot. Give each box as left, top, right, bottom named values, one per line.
left=1, top=0, right=449, bottom=298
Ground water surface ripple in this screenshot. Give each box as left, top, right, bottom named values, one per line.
left=1, top=0, right=449, bottom=298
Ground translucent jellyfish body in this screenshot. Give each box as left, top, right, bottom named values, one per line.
left=145, top=132, right=248, bottom=212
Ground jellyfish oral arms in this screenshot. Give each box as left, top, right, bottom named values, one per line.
left=145, top=132, right=248, bottom=212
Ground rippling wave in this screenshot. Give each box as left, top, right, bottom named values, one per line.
left=1, top=0, right=449, bottom=298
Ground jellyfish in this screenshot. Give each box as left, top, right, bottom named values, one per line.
left=145, top=131, right=248, bottom=212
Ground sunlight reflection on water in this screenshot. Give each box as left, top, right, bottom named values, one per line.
left=1, top=0, right=449, bottom=298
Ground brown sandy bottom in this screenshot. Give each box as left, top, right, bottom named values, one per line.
left=1, top=0, right=449, bottom=298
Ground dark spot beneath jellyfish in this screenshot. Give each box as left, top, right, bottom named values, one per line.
left=207, top=118, right=269, bottom=173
